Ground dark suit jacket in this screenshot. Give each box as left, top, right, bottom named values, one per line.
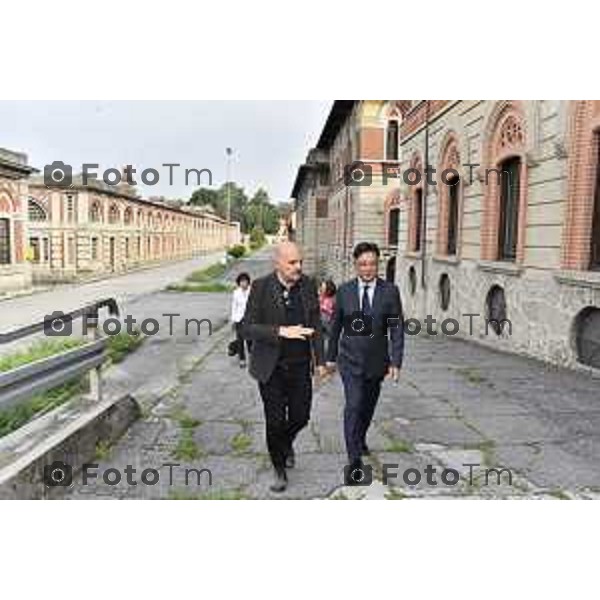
left=326, top=277, right=404, bottom=379
left=242, top=272, right=325, bottom=383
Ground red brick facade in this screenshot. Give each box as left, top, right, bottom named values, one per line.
left=562, top=100, right=600, bottom=270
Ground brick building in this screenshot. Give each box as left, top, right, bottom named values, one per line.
left=396, top=100, right=600, bottom=370
left=292, top=100, right=409, bottom=282
left=293, top=100, right=600, bottom=370
left=0, top=148, right=37, bottom=296
left=27, top=174, right=239, bottom=283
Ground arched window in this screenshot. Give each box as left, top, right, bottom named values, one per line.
left=408, top=153, right=424, bottom=254
left=574, top=307, right=600, bottom=368
left=386, top=120, right=399, bottom=160
left=108, top=204, right=120, bottom=224
left=28, top=198, right=47, bottom=221
left=124, top=207, right=133, bottom=226
left=89, top=201, right=102, bottom=223
left=437, top=133, right=461, bottom=257
left=498, top=156, right=521, bottom=261
left=482, top=103, right=528, bottom=263
left=388, top=208, right=400, bottom=246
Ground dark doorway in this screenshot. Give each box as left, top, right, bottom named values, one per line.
left=386, top=256, right=396, bottom=283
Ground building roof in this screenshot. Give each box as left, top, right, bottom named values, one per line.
left=28, top=175, right=231, bottom=224
left=291, top=101, right=355, bottom=200
left=316, top=100, right=356, bottom=150
left=0, top=147, right=38, bottom=178
left=290, top=163, right=313, bottom=200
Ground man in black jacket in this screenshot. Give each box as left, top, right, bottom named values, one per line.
left=243, top=242, right=326, bottom=492
left=326, top=242, right=405, bottom=485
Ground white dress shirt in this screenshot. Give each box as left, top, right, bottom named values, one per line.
left=357, top=278, right=376, bottom=311
left=231, top=287, right=250, bottom=323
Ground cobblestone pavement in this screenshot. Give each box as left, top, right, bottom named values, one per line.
left=66, top=251, right=600, bottom=500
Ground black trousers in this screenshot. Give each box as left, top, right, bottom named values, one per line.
left=258, top=360, right=312, bottom=471
left=339, top=367, right=383, bottom=463
left=235, top=322, right=252, bottom=361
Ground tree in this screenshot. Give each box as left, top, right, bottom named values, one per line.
left=189, top=188, right=220, bottom=212
left=188, top=184, right=282, bottom=234
left=249, top=226, right=266, bottom=249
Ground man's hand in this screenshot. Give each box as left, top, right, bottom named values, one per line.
left=278, top=325, right=315, bottom=340
left=386, top=366, right=400, bottom=382
left=316, top=365, right=328, bottom=379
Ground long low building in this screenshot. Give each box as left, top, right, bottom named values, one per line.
left=0, top=148, right=37, bottom=296
left=27, top=174, right=240, bottom=283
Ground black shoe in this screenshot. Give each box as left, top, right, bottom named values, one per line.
left=345, top=460, right=365, bottom=486
left=270, top=469, right=287, bottom=493
left=285, top=447, right=295, bottom=469
left=361, top=443, right=371, bottom=457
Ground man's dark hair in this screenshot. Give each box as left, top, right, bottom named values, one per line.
left=353, top=242, right=380, bottom=261
left=236, top=272, right=251, bottom=286
left=323, top=279, right=336, bottom=297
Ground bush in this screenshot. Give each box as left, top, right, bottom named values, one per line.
left=249, top=226, right=266, bottom=250
left=227, top=244, right=246, bottom=259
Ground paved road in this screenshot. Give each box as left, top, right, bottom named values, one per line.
left=0, top=251, right=226, bottom=357
left=63, top=250, right=600, bottom=500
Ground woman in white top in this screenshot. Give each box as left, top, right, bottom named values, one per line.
left=230, top=272, right=252, bottom=367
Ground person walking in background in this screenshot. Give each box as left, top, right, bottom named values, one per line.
left=319, top=279, right=337, bottom=357
left=230, top=272, right=252, bottom=368
left=243, top=242, right=327, bottom=493
left=326, top=242, right=404, bottom=486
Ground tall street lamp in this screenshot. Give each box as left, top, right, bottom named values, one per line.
left=226, top=147, right=233, bottom=223
left=225, top=147, right=233, bottom=246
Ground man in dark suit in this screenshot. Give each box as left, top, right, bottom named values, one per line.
left=326, top=242, right=405, bottom=485
left=243, top=242, right=326, bottom=492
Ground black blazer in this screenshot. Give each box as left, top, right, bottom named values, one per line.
left=242, top=272, right=325, bottom=383
left=327, top=277, right=404, bottom=379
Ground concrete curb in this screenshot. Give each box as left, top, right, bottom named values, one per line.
left=0, top=393, right=141, bottom=499
left=0, top=317, right=232, bottom=500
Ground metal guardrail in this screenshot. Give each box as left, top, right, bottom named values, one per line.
left=0, top=298, right=120, bottom=412
left=0, top=298, right=119, bottom=345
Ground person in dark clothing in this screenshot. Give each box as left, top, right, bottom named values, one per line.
left=319, top=279, right=337, bottom=356
left=242, top=242, right=326, bottom=493
left=326, top=242, right=405, bottom=486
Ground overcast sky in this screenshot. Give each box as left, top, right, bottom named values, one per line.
left=0, top=101, right=332, bottom=203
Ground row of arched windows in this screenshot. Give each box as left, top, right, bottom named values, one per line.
left=395, top=102, right=528, bottom=265
left=388, top=100, right=600, bottom=272
left=28, top=196, right=226, bottom=235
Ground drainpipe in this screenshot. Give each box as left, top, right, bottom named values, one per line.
left=421, top=100, right=430, bottom=291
